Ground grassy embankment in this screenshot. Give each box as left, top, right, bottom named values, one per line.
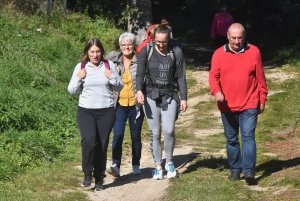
left=0, top=6, right=122, bottom=200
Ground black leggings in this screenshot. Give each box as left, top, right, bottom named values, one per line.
left=77, top=106, right=116, bottom=179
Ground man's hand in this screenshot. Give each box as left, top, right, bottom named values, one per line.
left=259, top=104, right=265, bottom=114
left=214, top=91, right=224, bottom=102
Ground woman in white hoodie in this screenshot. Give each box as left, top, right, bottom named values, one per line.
left=68, top=38, right=123, bottom=191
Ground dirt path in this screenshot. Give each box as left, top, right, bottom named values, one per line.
left=75, top=42, right=298, bottom=201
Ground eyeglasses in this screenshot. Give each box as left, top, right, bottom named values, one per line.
left=221, top=9, right=227, bottom=12
left=120, top=44, right=133, bottom=48
left=229, top=36, right=243, bottom=41
left=155, top=40, right=168, bottom=45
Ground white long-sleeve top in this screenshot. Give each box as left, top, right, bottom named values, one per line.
left=68, top=60, right=124, bottom=109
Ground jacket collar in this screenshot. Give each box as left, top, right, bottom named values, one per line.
left=224, top=41, right=250, bottom=53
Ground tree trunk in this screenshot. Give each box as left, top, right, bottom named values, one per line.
left=46, top=0, right=51, bottom=17
left=128, top=0, right=153, bottom=45
left=63, top=0, right=67, bottom=16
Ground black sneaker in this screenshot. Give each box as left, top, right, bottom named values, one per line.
left=244, top=172, right=256, bottom=185
left=228, top=171, right=240, bottom=180
left=82, top=172, right=92, bottom=187
left=94, top=178, right=104, bottom=191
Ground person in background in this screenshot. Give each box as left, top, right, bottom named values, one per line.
left=67, top=38, right=123, bottom=191
left=210, top=4, right=234, bottom=48
left=105, top=32, right=144, bottom=177
left=136, top=20, right=187, bottom=180
left=209, top=23, right=268, bottom=185
left=136, top=24, right=158, bottom=54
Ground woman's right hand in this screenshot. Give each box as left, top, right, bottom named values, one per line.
left=77, top=69, right=86, bottom=79
left=136, top=90, right=144, bottom=105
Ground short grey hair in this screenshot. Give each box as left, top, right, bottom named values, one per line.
left=119, top=32, right=136, bottom=46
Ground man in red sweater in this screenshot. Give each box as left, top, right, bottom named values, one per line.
left=209, top=23, right=268, bottom=185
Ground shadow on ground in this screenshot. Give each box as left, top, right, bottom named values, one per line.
left=177, top=40, right=214, bottom=70
left=182, top=155, right=230, bottom=174
left=256, top=157, right=300, bottom=182
left=101, top=152, right=202, bottom=189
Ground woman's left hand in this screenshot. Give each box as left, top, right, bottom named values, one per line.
left=180, top=100, right=187, bottom=112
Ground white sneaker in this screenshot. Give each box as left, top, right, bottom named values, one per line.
left=152, top=168, right=163, bottom=180
left=132, top=165, right=141, bottom=175
left=165, top=163, right=177, bottom=178
left=107, top=164, right=120, bottom=177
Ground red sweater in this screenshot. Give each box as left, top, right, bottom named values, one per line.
left=209, top=44, right=268, bottom=112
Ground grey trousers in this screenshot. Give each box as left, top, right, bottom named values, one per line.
left=143, top=97, right=177, bottom=165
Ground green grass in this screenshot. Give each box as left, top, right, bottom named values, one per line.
left=0, top=160, right=90, bottom=201
left=166, top=160, right=264, bottom=201
left=1, top=1, right=300, bottom=201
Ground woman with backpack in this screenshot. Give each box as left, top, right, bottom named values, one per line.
left=67, top=38, right=123, bottom=191
left=136, top=21, right=188, bottom=179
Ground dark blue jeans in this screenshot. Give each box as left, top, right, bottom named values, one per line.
left=112, top=105, right=144, bottom=168
left=221, top=108, right=258, bottom=174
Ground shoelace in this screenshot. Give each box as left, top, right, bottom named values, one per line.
left=167, top=164, right=175, bottom=172
left=152, top=169, right=161, bottom=176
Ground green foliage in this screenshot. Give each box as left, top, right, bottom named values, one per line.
left=0, top=5, right=122, bottom=182
left=118, top=4, right=142, bottom=30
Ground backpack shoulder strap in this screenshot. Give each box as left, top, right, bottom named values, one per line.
left=168, top=40, right=176, bottom=62
left=103, top=60, right=110, bottom=70
left=147, top=41, right=154, bottom=61
left=81, top=61, right=110, bottom=70
left=168, top=42, right=179, bottom=80
left=145, top=41, right=154, bottom=85
left=81, top=62, right=86, bottom=69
